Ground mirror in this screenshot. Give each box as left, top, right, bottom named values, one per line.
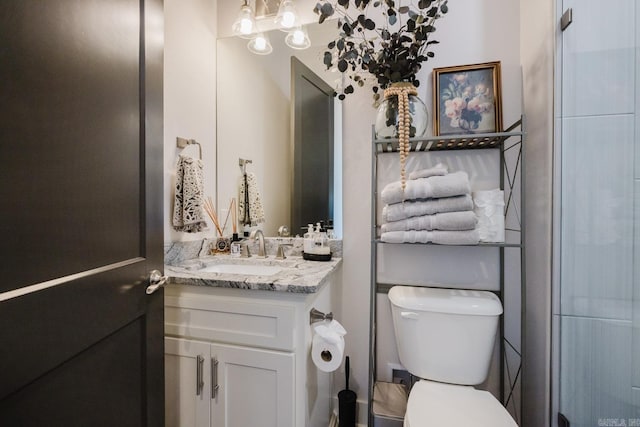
left=216, top=22, right=342, bottom=237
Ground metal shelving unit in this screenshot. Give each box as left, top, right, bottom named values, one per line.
left=368, top=117, right=526, bottom=426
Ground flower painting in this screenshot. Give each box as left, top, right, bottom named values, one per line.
left=432, top=62, right=502, bottom=136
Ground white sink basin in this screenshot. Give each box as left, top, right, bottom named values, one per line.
left=199, top=264, right=283, bottom=276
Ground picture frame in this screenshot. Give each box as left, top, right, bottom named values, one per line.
left=432, top=61, right=502, bottom=136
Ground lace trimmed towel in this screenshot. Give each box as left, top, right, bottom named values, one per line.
left=381, top=210, right=478, bottom=233
left=408, top=163, right=448, bottom=180
left=238, top=172, right=265, bottom=226
left=172, top=155, right=206, bottom=233
left=382, top=194, right=474, bottom=222
left=381, top=229, right=480, bottom=245
left=381, top=171, right=471, bottom=205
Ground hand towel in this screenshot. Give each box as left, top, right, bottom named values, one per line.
left=381, top=211, right=477, bottom=233
left=473, top=189, right=505, bottom=242
left=381, top=171, right=471, bottom=204
left=408, top=163, right=448, bottom=180
left=380, top=229, right=480, bottom=245
left=173, top=155, right=207, bottom=233
left=382, top=194, right=474, bottom=222
left=238, top=172, right=265, bottom=226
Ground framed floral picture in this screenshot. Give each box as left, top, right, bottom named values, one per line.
left=432, top=61, right=502, bottom=136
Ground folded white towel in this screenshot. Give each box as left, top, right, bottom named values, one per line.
left=173, top=155, right=207, bottom=233
left=408, top=163, right=448, bottom=180
left=238, top=172, right=265, bottom=226
left=474, top=189, right=505, bottom=242
left=381, top=229, right=480, bottom=245
left=382, top=194, right=474, bottom=222
left=381, top=171, right=471, bottom=204
left=381, top=211, right=477, bottom=233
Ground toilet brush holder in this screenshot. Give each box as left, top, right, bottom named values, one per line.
left=338, top=356, right=357, bottom=427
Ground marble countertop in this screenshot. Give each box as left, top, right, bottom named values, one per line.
left=165, top=254, right=342, bottom=294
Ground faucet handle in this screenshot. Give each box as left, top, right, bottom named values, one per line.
left=240, top=243, right=251, bottom=258
left=277, top=225, right=290, bottom=237
left=276, top=244, right=293, bottom=259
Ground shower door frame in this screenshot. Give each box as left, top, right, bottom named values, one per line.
left=551, top=1, right=640, bottom=425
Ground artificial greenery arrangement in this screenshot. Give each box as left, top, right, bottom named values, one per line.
left=314, top=0, right=449, bottom=189
left=313, top=0, right=449, bottom=101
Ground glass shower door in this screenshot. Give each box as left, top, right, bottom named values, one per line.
left=557, top=0, right=639, bottom=425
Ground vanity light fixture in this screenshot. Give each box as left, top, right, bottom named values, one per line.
left=232, top=0, right=257, bottom=38
left=275, top=0, right=298, bottom=30
left=284, top=25, right=310, bottom=50
left=247, top=32, right=273, bottom=55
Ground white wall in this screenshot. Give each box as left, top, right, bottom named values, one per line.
left=164, top=0, right=217, bottom=243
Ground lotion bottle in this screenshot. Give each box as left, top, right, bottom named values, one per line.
left=303, top=224, right=314, bottom=254
left=314, top=223, right=330, bottom=255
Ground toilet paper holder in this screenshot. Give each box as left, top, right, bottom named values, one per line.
left=310, top=308, right=333, bottom=324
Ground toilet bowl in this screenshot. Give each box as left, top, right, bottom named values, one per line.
left=388, top=286, right=517, bottom=426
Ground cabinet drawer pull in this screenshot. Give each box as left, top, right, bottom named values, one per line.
left=212, top=357, right=220, bottom=399
left=196, top=355, right=204, bottom=396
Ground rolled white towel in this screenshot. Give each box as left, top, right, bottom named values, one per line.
left=473, top=189, right=505, bottom=242
left=381, top=171, right=471, bottom=205
left=408, top=163, right=448, bottom=180
left=382, top=194, right=474, bottom=222
left=381, top=229, right=480, bottom=245
left=381, top=211, right=477, bottom=233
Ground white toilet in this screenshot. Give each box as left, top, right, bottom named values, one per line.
left=388, top=286, right=517, bottom=426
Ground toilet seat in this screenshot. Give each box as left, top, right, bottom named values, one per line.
left=404, top=380, right=517, bottom=427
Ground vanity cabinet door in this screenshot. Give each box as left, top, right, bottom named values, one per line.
left=210, top=343, right=295, bottom=427
left=165, top=337, right=211, bottom=427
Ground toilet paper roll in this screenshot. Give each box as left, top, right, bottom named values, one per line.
left=311, top=332, right=345, bottom=373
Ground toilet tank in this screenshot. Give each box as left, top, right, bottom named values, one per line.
left=388, top=286, right=503, bottom=386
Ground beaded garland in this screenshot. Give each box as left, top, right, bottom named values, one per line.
left=383, top=82, right=418, bottom=191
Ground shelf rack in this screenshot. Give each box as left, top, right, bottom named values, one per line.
left=368, top=117, right=526, bottom=425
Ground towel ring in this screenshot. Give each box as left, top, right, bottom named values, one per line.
left=176, top=137, right=202, bottom=160
left=239, top=158, right=252, bottom=174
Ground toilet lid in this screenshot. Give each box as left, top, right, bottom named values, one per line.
left=405, top=380, right=517, bottom=427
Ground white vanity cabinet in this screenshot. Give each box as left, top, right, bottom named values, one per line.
left=165, top=336, right=294, bottom=427
left=164, top=273, right=338, bottom=427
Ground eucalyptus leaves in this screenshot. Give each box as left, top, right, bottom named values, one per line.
left=314, top=0, right=449, bottom=100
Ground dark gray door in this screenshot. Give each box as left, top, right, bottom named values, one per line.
left=0, top=1, right=164, bottom=425
left=291, top=57, right=334, bottom=235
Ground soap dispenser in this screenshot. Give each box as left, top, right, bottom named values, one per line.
left=303, top=224, right=314, bottom=255
left=315, top=223, right=330, bottom=256
left=303, top=222, right=331, bottom=261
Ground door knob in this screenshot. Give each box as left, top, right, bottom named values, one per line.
left=146, top=269, right=167, bottom=294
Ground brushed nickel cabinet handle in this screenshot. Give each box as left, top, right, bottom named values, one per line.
left=212, top=357, right=220, bottom=399
left=196, top=355, right=204, bottom=396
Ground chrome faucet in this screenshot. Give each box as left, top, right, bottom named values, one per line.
left=249, top=229, right=267, bottom=257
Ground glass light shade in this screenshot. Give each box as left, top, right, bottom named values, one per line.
left=285, top=26, right=310, bottom=50
left=275, top=0, right=297, bottom=30
left=232, top=4, right=256, bottom=38
left=247, top=33, right=273, bottom=55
